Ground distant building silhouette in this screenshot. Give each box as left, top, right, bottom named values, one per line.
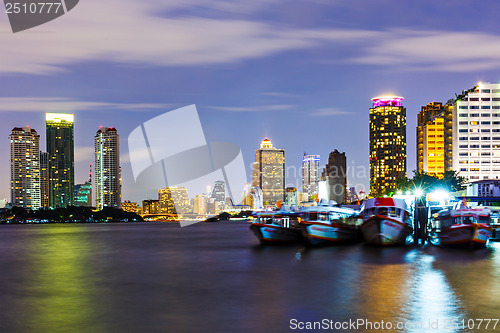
left=324, top=149, right=347, bottom=204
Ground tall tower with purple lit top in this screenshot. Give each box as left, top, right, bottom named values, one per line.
left=369, top=96, right=407, bottom=196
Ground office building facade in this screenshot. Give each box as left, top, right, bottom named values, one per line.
left=453, top=82, right=500, bottom=181
left=369, top=96, right=407, bottom=196
left=142, top=199, right=159, bottom=214
left=158, top=187, right=191, bottom=214
left=417, top=101, right=453, bottom=177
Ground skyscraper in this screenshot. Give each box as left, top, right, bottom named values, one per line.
left=40, top=151, right=49, bottom=208
left=46, top=113, right=74, bottom=208
left=369, top=96, right=407, bottom=196
left=252, top=138, right=285, bottom=205
left=9, top=127, right=41, bottom=210
left=416, top=101, right=453, bottom=177
left=211, top=180, right=225, bottom=204
left=324, top=149, right=347, bottom=204
left=302, top=154, right=320, bottom=198
left=95, top=127, right=121, bottom=210
left=453, top=82, right=500, bottom=181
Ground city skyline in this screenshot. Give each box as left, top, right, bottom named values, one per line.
left=3, top=1, right=500, bottom=203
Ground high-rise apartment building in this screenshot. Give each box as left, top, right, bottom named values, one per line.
left=302, top=154, right=320, bottom=198
left=252, top=138, right=285, bottom=205
left=40, top=151, right=49, bottom=208
left=369, top=96, right=407, bottom=196
left=95, top=127, right=121, bottom=210
left=46, top=113, right=74, bottom=208
left=324, top=149, right=347, bottom=204
left=416, top=101, right=453, bottom=177
left=9, top=127, right=41, bottom=210
left=453, top=82, right=500, bottom=181
left=158, top=187, right=191, bottom=214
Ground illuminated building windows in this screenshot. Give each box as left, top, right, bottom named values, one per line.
left=369, top=96, right=406, bottom=195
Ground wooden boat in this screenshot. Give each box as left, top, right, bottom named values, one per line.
left=300, top=200, right=361, bottom=246
left=429, top=204, right=494, bottom=248
left=360, top=198, right=413, bottom=246
left=250, top=210, right=303, bottom=244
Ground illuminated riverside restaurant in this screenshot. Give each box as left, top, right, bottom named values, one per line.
left=369, top=96, right=407, bottom=196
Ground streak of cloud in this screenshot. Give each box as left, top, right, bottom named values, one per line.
left=0, top=97, right=172, bottom=112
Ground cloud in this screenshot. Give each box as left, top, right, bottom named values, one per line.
left=74, top=146, right=94, bottom=163
left=0, top=97, right=171, bottom=112
left=312, top=107, right=351, bottom=116
left=261, top=92, right=302, bottom=98
left=2, top=1, right=500, bottom=74
left=207, top=104, right=294, bottom=112
left=351, top=30, right=500, bottom=72
left=0, top=0, right=380, bottom=75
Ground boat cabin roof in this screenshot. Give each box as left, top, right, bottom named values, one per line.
left=300, top=205, right=358, bottom=215
left=254, top=210, right=301, bottom=217
left=436, top=207, right=490, bottom=218
left=362, top=198, right=408, bottom=211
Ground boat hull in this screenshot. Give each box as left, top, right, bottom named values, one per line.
left=435, top=224, right=493, bottom=248
left=361, top=216, right=413, bottom=246
left=250, top=223, right=303, bottom=244
left=301, top=222, right=360, bottom=245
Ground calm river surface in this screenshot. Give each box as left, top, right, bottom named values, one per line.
left=0, top=221, right=499, bottom=333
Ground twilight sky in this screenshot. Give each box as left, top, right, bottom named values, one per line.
left=2, top=0, right=500, bottom=203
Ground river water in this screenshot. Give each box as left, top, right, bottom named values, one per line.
left=0, top=221, right=499, bottom=333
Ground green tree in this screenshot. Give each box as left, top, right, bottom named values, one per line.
left=442, top=170, right=467, bottom=191
left=394, top=170, right=466, bottom=194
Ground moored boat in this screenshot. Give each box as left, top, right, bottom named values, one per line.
left=429, top=205, right=493, bottom=248
left=360, top=198, right=413, bottom=246
left=250, top=210, right=303, bottom=244
left=300, top=200, right=361, bottom=246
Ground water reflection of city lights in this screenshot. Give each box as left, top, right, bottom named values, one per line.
left=403, top=253, right=463, bottom=333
